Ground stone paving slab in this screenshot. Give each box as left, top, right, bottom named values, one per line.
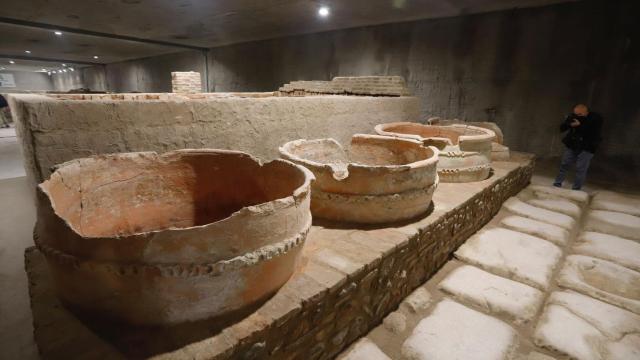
left=502, top=197, right=576, bottom=230
left=533, top=291, right=640, bottom=360
left=337, top=338, right=391, bottom=360
left=584, top=210, right=640, bottom=241
left=526, top=198, right=581, bottom=219
left=439, top=265, right=544, bottom=324
left=402, top=299, right=518, bottom=360
left=500, top=215, right=569, bottom=246
left=557, top=255, right=640, bottom=314
left=574, top=231, right=640, bottom=272
left=526, top=185, right=589, bottom=206
left=591, top=190, right=640, bottom=217
left=455, top=227, right=562, bottom=290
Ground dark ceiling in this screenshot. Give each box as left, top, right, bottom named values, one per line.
left=0, top=0, right=577, bottom=71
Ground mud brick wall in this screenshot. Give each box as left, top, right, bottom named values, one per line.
left=8, top=93, right=420, bottom=188
left=152, top=156, right=534, bottom=360
left=171, top=71, right=203, bottom=93
left=278, top=76, right=410, bottom=97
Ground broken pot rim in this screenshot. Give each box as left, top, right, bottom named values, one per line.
left=39, top=148, right=315, bottom=240
left=374, top=122, right=496, bottom=145
left=278, top=134, right=439, bottom=181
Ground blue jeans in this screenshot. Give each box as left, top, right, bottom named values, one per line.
left=554, top=148, right=594, bottom=190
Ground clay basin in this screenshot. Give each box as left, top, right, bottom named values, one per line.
left=35, top=149, right=314, bottom=325
left=375, top=122, right=495, bottom=182
left=279, top=134, right=438, bottom=223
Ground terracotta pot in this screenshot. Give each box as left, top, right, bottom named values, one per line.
left=279, top=134, right=438, bottom=223
left=375, top=122, right=495, bottom=182
left=35, top=149, right=314, bottom=325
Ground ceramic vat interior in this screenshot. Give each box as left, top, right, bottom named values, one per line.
left=283, top=134, right=435, bottom=169
left=41, top=150, right=309, bottom=238
left=377, top=123, right=492, bottom=148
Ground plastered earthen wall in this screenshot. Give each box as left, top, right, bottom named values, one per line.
left=9, top=93, right=420, bottom=188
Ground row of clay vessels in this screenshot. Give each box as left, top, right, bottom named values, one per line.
left=35, top=122, right=496, bottom=325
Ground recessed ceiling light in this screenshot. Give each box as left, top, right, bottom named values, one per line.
left=9, top=60, right=15, bottom=64
left=93, top=55, right=99, bottom=59
left=318, top=6, right=330, bottom=17
left=25, top=50, right=31, bottom=54
left=54, top=31, right=63, bottom=36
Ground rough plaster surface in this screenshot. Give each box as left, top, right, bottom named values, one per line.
left=503, top=197, right=576, bottom=230
left=533, top=291, right=640, bottom=360
left=439, top=265, right=544, bottom=324
left=557, top=255, right=640, bottom=314
left=574, top=232, right=640, bottom=272
left=500, top=215, right=569, bottom=246
left=402, top=299, right=518, bottom=360
left=455, top=227, right=562, bottom=290
left=591, top=191, right=640, bottom=217
left=9, top=94, right=419, bottom=188
left=584, top=210, right=640, bottom=241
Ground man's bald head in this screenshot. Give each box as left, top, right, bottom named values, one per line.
left=573, top=104, right=589, bottom=117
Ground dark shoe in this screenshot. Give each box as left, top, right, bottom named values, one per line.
left=553, top=183, right=562, bottom=188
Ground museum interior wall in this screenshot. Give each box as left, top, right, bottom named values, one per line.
left=0, top=70, right=53, bottom=92
left=47, top=0, right=638, bottom=160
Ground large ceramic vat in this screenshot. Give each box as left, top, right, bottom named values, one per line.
left=34, top=149, right=314, bottom=325
left=375, top=122, right=495, bottom=182
left=279, top=134, right=438, bottom=223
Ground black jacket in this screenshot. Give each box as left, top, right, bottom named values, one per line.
left=560, top=112, right=603, bottom=153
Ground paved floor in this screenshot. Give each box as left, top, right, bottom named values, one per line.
left=338, top=185, right=640, bottom=360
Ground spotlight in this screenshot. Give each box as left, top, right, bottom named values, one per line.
left=47, top=71, right=51, bottom=75
left=52, top=70, right=57, bottom=74
left=9, top=60, right=15, bottom=64
left=93, top=55, right=99, bottom=59
left=62, top=63, right=66, bottom=67
left=318, top=6, right=330, bottom=17
left=54, top=31, right=63, bottom=36
left=25, top=50, right=31, bottom=54
left=69, top=67, right=75, bottom=71
left=63, top=69, right=67, bottom=72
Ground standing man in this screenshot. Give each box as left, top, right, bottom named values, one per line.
left=553, top=104, right=603, bottom=190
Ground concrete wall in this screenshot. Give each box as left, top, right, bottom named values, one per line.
left=0, top=71, right=52, bottom=92
left=206, top=0, right=640, bottom=158
left=105, top=51, right=205, bottom=93
left=52, top=67, right=108, bottom=92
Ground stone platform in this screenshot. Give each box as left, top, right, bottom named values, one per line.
left=25, top=153, right=534, bottom=359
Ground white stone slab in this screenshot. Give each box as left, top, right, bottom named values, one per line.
left=533, top=291, right=640, bottom=360
left=526, top=198, right=581, bottom=219
left=584, top=210, right=640, bottom=241
left=455, top=227, right=562, bottom=290
left=500, top=215, right=569, bottom=246
left=527, top=185, right=589, bottom=206
left=402, top=299, right=518, bottom=360
left=557, top=255, right=640, bottom=314
left=439, top=265, right=544, bottom=324
left=338, top=338, right=391, bottom=360
left=574, top=232, right=640, bottom=272
left=591, top=190, right=640, bottom=217
left=503, top=197, right=576, bottom=230
left=400, top=287, right=432, bottom=314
